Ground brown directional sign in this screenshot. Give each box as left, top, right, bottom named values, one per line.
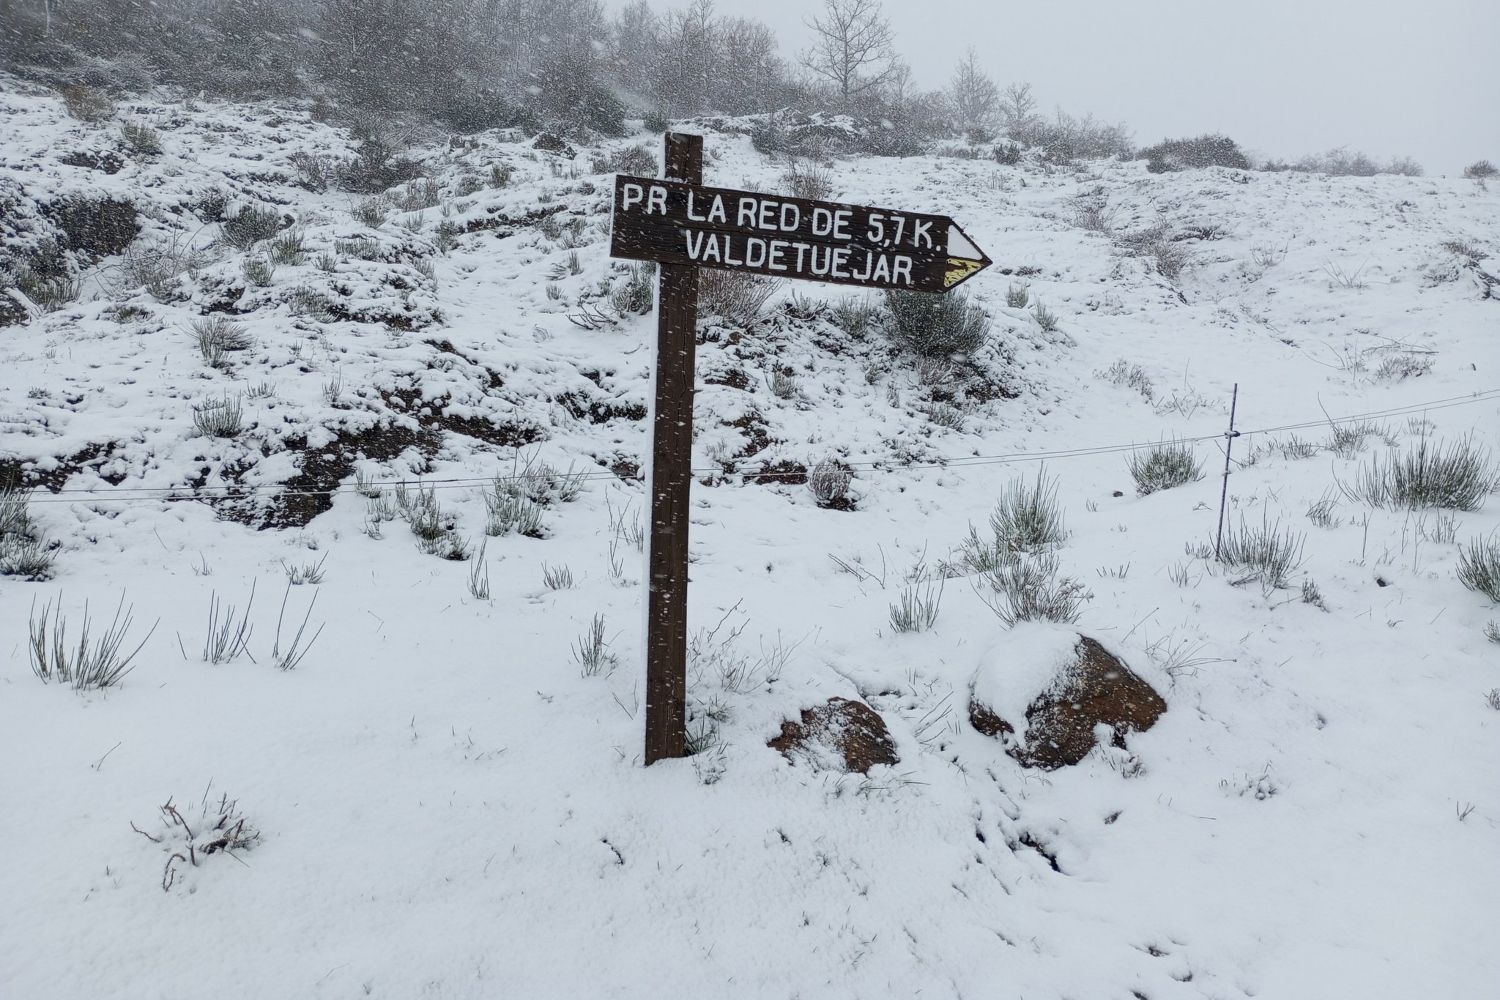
left=621, top=134, right=996, bottom=767
left=610, top=175, right=991, bottom=293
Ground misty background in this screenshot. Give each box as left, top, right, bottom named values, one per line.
left=0, top=0, right=1493, bottom=174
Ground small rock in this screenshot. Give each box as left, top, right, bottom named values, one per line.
left=970, top=633, right=1165, bottom=770
left=768, top=697, right=898, bottom=773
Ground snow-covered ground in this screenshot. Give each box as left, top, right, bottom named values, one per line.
left=2, top=80, right=1497, bottom=999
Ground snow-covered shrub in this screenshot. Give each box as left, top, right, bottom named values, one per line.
left=1115, top=222, right=1190, bottom=281
left=1138, top=134, right=1249, bottom=172
left=808, top=458, right=855, bottom=509
left=1281, top=148, right=1423, bottom=177
left=268, top=230, right=306, bottom=265
left=884, top=289, right=990, bottom=358
left=573, top=614, right=617, bottom=677
left=1128, top=440, right=1204, bottom=495
left=1, top=487, right=57, bottom=580
left=1005, top=283, right=1029, bottom=308
left=1217, top=515, right=1306, bottom=590
left=610, top=263, right=654, bottom=316
left=961, top=468, right=1068, bottom=573
left=28, top=595, right=155, bottom=689
left=119, top=121, right=161, bottom=156
left=132, top=791, right=259, bottom=892
left=192, top=394, right=244, bottom=438
left=591, top=144, right=656, bottom=176
left=1096, top=359, right=1154, bottom=401
left=1031, top=299, right=1059, bottom=333
left=890, top=579, right=943, bottom=633
left=1457, top=537, right=1500, bottom=603
left=57, top=84, right=113, bottom=123
left=49, top=196, right=140, bottom=259
left=241, top=257, right=275, bottom=287
left=829, top=296, right=881, bottom=339
left=120, top=236, right=203, bottom=300
left=699, top=269, right=780, bottom=327
left=976, top=551, right=1091, bottom=627
left=1341, top=436, right=1496, bottom=511
left=1465, top=160, right=1498, bottom=180
left=339, top=133, right=424, bottom=194
left=780, top=160, right=834, bottom=202
left=993, top=142, right=1023, bottom=165
left=221, top=206, right=283, bottom=250
left=193, top=317, right=251, bottom=368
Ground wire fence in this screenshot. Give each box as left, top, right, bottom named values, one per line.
left=9, top=386, right=1499, bottom=508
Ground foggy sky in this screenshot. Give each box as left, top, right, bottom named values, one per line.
left=617, top=0, right=1496, bottom=175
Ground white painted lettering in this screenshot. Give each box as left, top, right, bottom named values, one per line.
left=780, top=204, right=800, bottom=232
left=708, top=195, right=728, bottom=224
left=831, top=247, right=851, bottom=279
left=832, top=210, right=852, bottom=241
left=768, top=242, right=788, bottom=272
left=621, top=183, right=644, bottom=212
left=745, top=238, right=768, bottom=268
left=738, top=197, right=758, bottom=228
left=646, top=185, right=668, bottom=216
left=893, top=256, right=913, bottom=286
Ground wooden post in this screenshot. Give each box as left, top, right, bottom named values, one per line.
left=643, top=133, right=702, bottom=765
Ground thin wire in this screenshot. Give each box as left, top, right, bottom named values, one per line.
left=12, top=386, right=1499, bottom=507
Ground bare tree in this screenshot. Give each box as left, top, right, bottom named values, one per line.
left=801, top=0, right=899, bottom=106
left=999, top=82, right=1040, bottom=145
left=948, top=49, right=998, bottom=138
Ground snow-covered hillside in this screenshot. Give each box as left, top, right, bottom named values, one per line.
left=2, top=80, right=1497, bottom=999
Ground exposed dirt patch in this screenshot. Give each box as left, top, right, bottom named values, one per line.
left=384, top=383, right=544, bottom=449
left=768, top=697, right=898, bottom=774
left=555, top=390, right=647, bottom=425
left=236, top=421, right=439, bottom=530
left=463, top=204, right=566, bottom=237
left=0, top=441, right=127, bottom=493
left=747, top=459, right=808, bottom=486
left=59, top=151, right=125, bottom=174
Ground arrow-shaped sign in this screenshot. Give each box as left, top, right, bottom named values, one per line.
left=610, top=175, right=991, bottom=294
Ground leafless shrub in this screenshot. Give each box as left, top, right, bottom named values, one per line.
left=132, top=788, right=259, bottom=891
left=192, top=584, right=256, bottom=664
left=120, top=236, right=205, bottom=300
left=780, top=160, right=834, bottom=201
left=699, top=268, right=780, bottom=327
left=271, top=583, right=324, bottom=670
left=60, top=84, right=115, bottom=123
left=573, top=613, right=617, bottom=677
left=1095, top=359, right=1154, bottom=401
left=29, top=594, right=157, bottom=690
left=591, top=144, right=656, bottom=175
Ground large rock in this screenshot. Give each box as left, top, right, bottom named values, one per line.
left=969, top=630, right=1166, bottom=770
left=768, top=697, right=898, bottom=773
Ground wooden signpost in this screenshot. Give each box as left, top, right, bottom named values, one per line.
left=611, top=133, right=992, bottom=764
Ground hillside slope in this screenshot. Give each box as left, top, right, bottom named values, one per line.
left=2, top=83, right=1498, bottom=1000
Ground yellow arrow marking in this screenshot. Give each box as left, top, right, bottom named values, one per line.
left=945, top=257, right=983, bottom=289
